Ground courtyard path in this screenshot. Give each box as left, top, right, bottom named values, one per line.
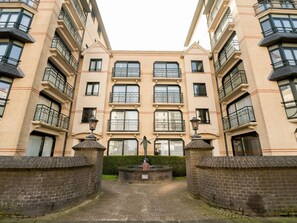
left=0, top=179, right=296, bottom=223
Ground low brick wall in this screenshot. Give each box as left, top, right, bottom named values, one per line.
left=196, top=156, right=297, bottom=216
left=0, top=156, right=93, bottom=217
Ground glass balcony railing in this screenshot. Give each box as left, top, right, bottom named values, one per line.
left=0, top=55, right=20, bottom=66
left=154, top=120, right=185, bottom=132
left=211, top=13, right=234, bottom=49
left=218, top=70, right=247, bottom=100
left=71, top=0, right=87, bottom=26
left=58, top=9, right=82, bottom=47
left=0, top=0, right=40, bottom=10
left=112, top=67, right=140, bottom=78
left=254, top=0, right=297, bottom=15
left=207, top=0, right=224, bottom=27
left=0, top=21, right=30, bottom=33
left=153, top=92, right=183, bottom=103
left=109, top=92, right=140, bottom=103
left=108, top=119, right=139, bottom=132
left=43, top=67, right=74, bottom=99
left=51, top=37, right=78, bottom=72
left=153, top=68, right=181, bottom=78
left=223, top=106, right=255, bottom=130
left=262, top=26, right=297, bottom=37
left=282, top=100, right=297, bottom=119
left=33, top=104, right=69, bottom=130
left=214, top=40, right=240, bottom=73
left=272, top=59, right=297, bottom=69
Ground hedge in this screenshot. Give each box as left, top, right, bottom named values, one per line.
left=102, top=155, right=186, bottom=177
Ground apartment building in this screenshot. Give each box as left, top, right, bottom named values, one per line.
left=185, top=0, right=297, bottom=156
left=68, top=43, right=221, bottom=156
left=0, top=0, right=110, bottom=156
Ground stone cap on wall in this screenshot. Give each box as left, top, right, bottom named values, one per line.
left=184, top=139, right=214, bottom=150
left=73, top=139, right=106, bottom=151
left=0, top=156, right=92, bottom=169
left=197, top=156, right=297, bottom=169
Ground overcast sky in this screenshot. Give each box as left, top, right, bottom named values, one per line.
left=96, top=0, right=198, bottom=51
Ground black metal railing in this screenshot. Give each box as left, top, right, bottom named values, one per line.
left=153, top=68, right=181, bottom=78
left=218, top=70, right=247, bottom=100
left=0, top=0, right=40, bottom=10
left=211, top=13, right=234, bottom=48
left=153, top=92, right=183, bottom=103
left=33, top=104, right=69, bottom=129
left=51, top=37, right=78, bottom=71
left=222, top=106, right=255, bottom=130
left=254, top=0, right=297, bottom=15
left=0, top=21, right=30, bottom=33
left=207, top=0, right=224, bottom=27
left=107, top=119, right=139, bottom=132
left=262, top=26, right=297, bottom=37
left=59, top=9, right=82, bottom=47
left=43, top=67, right=74, bottom=99
left=154, top=120, right=185, bottom=132
left=112, top=67, right=140, bottom=78
left=272, top=59, right=297, bottom=69
left=0, top=55, right=20, bottom=66
left=71, top=0, right=87, bottom=26
left=0, top=98, right=9, bottom=117
left=214, top=40, right=240, bottom=73
left=282, top=100, right=297, bottom=119
left=109, top=92, right=140, bottom=103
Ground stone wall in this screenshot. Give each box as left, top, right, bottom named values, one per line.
left=196, top=156, right=297, bottom=216
left=0, top=156, right=93, bottom=217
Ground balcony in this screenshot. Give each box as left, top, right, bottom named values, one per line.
left=0, top=21, right=35, bottom=43
left=41, top=67, right=74, bottom=102
left=207, top=0, right=229, bottom=32
left=211, top=13, right=235, bottom=51
left=50, top=37, right=78, bottom=74
left=0, top=0, right=40, bottom=13
left=259, top=27, right=297, bottom=46
left=223, top=106, right=256, bottom=131
left=57, top=9, right=82, bottom=49
left=33, top=104, right=69, bottom=130
left=254, top=0, right=297, bottom=17
left=218, top=70, right=248, bottom=102
left=282, top=100, right=297, bottom=119
left=154, top=120, right=185, bottom=132
left=109, top=92, right=140, bottom=106
left=0, top=55, right=24, bottom=78
left=214, top=40, right=241, bottom=76
left=269, top=59, right=297, bottom=80
left=153, top=68, right=182, bottom=82
left=153, top=92, right=184, bottom=107
left=64, top=0, right=87, bottom=29
left=112, top=67, right=141, bottom=82
left=107, top=119, right=139, bottom=132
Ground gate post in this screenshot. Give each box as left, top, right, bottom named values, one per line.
left=73, top=139, right=106, bottom=195
left=184, top=139, right=213, bottom=198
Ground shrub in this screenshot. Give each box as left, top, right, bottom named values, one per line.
left=102, top=155, right=186, bottom=177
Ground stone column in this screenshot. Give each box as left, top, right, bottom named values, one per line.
left=73, top=139, right=106, bottom=196
left=184, top=139, right=213, bottom=198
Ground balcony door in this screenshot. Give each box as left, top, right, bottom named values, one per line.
left=112, top=85, right=139, bottom=103
left=155, top=110, right=183, bottom=131
left=154, top=85, right=181, bottom=103
left=110, top=110, right=138, bottom=131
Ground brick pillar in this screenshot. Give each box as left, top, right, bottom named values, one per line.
left=184, top=139, right=213, bottom=198
left=73, top=139, right=106, bottom=195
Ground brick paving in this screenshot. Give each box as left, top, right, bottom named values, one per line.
left=0, top=179, right=296, bottom=223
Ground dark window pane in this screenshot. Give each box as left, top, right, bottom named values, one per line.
left=82, top=108, right=96, bottom=123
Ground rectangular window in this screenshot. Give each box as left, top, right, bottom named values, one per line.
left=111, top=85, right=139, bottom=103
left=26, top=133, right=55, bottom=157
left=108, top=139, right=138, bottom=155
left=109, top=110, right=139, bottom=131
left=154, top=110, right=184, bottom=132
left=154, top=85, right=182, bottom=103
left=86, top=82, right=99, bottom=96
left=193, top=83, right=207, bottom=96
left=153, top=62, right=180, bottom=78
left=191, top=60, right=204, bottom=72
left=113, top=61, right=140, bottom=77
left=196, top=109, right=210, bottom=124
left=0, top=77, right=12, bottom=117
left=89, top=59, right=102, bottom=71
left=154, top=139, right=184, bottom=156
left=81, top=107, right=96, bottom=123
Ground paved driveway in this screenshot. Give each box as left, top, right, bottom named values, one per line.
left=0, top=179, right=296, bottom=223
